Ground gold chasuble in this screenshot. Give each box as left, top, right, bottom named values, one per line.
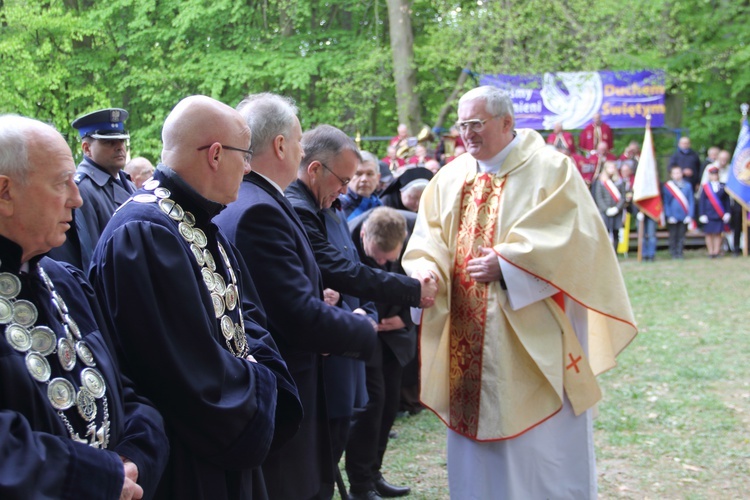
left=403, top=129, right=637, bottom=442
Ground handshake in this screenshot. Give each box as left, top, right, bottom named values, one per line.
left=413, top=270, right=439, bottom=309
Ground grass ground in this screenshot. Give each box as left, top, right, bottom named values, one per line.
left=343, top=250, right=750, bottom=499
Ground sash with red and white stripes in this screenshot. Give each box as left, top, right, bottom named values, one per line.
left=665, top=180, right=690, bottom=215
left=602, top=179, right=622, bottom=204
left=702, top=182, right=729, bottom=231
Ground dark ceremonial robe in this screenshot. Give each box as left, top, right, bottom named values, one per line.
left=286, top=179, right=421, bottom=308
left=214, top=171, right=377, bottom=500
left=49, top=157, right=135, bottom=270
left=0, top=236, right=168, bottom=500
left=89, top=165, right=301, bottom=500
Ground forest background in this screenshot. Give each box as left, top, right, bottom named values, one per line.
left=1, top=0, right=749, bottom=164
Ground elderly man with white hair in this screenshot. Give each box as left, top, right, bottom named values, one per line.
left=0, top=114, right=168, bottom=499
left=403, top=86, right=637, bottom=498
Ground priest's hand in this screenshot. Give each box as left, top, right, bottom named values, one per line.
left=467, top=246, right=502, bottom=283
left=722, top=213, right=731, bottom=223
left=120, top=458, right=143, bottom=499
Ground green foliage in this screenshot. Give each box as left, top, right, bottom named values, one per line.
left=0, top=0, right=748, bottom=161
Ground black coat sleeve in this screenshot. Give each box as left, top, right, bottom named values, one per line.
left=233, top=201, right=376, bottom=359
left=292, top=203, right=422, bottom=308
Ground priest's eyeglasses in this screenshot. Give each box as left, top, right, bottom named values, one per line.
left=197, top=144, right=253, bottom=163
left=320, top=162, right=350, bottom=187
left=457, top=117, right=496, bottom=133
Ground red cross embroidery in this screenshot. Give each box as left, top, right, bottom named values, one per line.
left=566, top=353, right=582, bottom=374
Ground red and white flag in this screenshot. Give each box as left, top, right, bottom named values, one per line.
left=633, top=123, right=663, bottom=222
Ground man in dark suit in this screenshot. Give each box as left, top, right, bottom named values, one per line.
left=346, top=207, right=418, bottom=500
left=214, top=93, right=378, bottom=500
left=669, top=136, right=702, bottom=189
left=284, top=125, right=437, bottom=499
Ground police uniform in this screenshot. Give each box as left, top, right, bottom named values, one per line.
left=0, top=235, right=168, bottom=499
left=88, top=165, right=302, bottom=499
left=48, top=109, right=135, bottom=270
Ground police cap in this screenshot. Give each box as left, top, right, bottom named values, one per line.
left=72, top=108, right=130, bottom=140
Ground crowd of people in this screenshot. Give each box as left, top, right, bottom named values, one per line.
left=543, top=117, right=744, bottom=260
left=2, top=86, right=650, bottom=500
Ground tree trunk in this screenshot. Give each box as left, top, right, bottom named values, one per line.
left=386, top=0, right=420, bottom=134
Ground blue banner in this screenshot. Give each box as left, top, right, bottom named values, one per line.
left=479, top=70, right=665, bottom=130
left=726, top=117, right=750, bottom=211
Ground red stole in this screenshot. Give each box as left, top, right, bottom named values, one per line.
left=449, top=172, right=504, bottom=438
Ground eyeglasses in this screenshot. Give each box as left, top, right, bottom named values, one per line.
left=457, top=117, right=497, bottom=133
left=197, top=144, right=253, bottom=163
left=320, top=162, right=350, bottom=187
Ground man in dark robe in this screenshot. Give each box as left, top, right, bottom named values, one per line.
left=0, top=114, right=168, bottom=499
left=89, top=96, right=302, bottom=499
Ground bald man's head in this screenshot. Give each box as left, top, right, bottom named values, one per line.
left=160, top=95, right=251, bottom=205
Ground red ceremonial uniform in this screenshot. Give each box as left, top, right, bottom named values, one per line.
left=546, top=132, right=576, bottom=155
left=579, top=121, right=613, bottom=153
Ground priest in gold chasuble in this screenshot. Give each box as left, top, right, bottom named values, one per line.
left=403, top=86, right=637, bottom=499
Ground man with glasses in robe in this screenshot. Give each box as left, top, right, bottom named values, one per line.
left=403, top=86, right=637, bottom=499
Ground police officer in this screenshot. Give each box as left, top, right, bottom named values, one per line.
left=49, top=108, right=135, bottom=270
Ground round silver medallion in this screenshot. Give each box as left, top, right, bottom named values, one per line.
left=133, top=193, right=158, bottom=204
left=154, top=187, right=171, bottom=199
left=48, top=378, right=75, bottom=410
left=220, top=315, right=234, bottom=339
left=192, top=228, right=207, bottom=248
left=143, top=179, right=160, bottom=191
left=12, top=300, right=37, bottom=327
left=224, top=284, right=237, bottom=311
left=183, top=211, right=196, bottom=226
left=190, top=244, right=205, bottom=266
left=75, top=341, right=96, bottom=367
left=0, top=297, right=13, bottom=324
left=65, top=315, right=82, bottom=340
left=76, top=388, right=97, bottom=422
left=5, top=324, right=31, bottom=352
left=211, top=293, right=225, bottom=318
left=201, top=268, right=215, bottom=291
left=0, top=273, right=21, bottom=298
left=213, top=273, right=226, bottom=295
left=25, top=352, right=51, bottom=382
left=30, top=326, right=56, bottom=356
left=80, top=367, right=106, bottom=399
left=203, top=250, right=216, bottom=271
left=178, top=222, right=194, bottom=242
left=159, top=199, right=185, bottom=221
left=57, top=337, right=76, bottom=371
